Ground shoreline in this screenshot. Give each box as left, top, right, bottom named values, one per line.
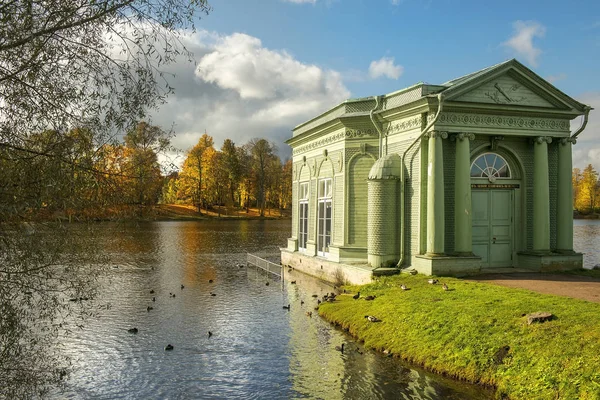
left=318, top=273, right=600, bottom=399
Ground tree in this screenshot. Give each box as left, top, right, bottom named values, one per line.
left=221, top=139, right=241, bottom=206
left=579, top=164, right=599, bottom=214
left=178, top=133, right=214, bottom=211
left=123, top=121, right=171, bottom=205
left=0, top=1, right=211, bottom=397
left=246, top=138, right=277, bottom=217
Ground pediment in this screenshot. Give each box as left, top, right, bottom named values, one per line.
left=454, top=73, right=559, bottom=108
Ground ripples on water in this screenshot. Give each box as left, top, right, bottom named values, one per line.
left=574, top=219, right=600, bottom=268
left=56, top=220, right=491, bottom=399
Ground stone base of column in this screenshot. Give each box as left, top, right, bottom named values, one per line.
left=413, top=254, right=482, bottom=276
left=516, top=251, right=583, bottom=271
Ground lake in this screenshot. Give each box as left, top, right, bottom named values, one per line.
left=574, top=219, right=600, bottom=268
left=56, top=220, right=492, bottom=399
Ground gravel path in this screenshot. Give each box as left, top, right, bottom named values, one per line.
left=467, top=273, right=600, bottom=303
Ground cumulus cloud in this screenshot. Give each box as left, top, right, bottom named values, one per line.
left=148, top=30, right=350, bottom=167
left=368, top=56, right=404, bottom=80
left=572, top=92, right=600, bottom=169
left=502, top=20, right=546, bottom=67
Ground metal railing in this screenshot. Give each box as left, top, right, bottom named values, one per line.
left=246, top=253, right=282, bottom=277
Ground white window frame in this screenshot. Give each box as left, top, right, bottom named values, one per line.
left=298, top=182, right=309, bottom=252
left=317, top=178, right=332, bottom=257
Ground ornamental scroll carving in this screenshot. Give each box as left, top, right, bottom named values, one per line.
left=439, top=112, right=569, bottom=131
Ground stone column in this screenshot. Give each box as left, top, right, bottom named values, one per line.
left=557, top=137, right=576, bottom=252
left=533, top=136, right=552, bottom=252
left=454, top=133, right=475, bottom=255
left=426, top=131, right=447, bottom=256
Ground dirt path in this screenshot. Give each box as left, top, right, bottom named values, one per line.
left=467, top=273, right=600, bottom=303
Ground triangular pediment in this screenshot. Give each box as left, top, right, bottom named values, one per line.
left=454, top=73, right=556, bottom=107
left=443, top=60, right=587, bottom=113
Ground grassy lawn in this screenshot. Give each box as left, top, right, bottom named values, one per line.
left=318, top=274, right=600, bottom=399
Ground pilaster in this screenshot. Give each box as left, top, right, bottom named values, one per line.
left=453, top=133, right=475, bottom=254
left=533, top=136, right=552, bottom=252
left=425, top=130, right=447, bottom=256
left=557, top=137, right=576, bottom=252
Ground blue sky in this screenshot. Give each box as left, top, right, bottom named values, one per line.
left=153, top=0, right=600, bottom=169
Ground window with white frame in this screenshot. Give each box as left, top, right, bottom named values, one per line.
left=470, top=152, right=511, bottom=180
left=317, top=178, right=332, bottom=256
left=298, top=182, right=309, bottom=251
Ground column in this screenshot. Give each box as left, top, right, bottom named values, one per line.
left=454, top=133, right=475, bottom=255
left=426, top=131, right=447, bottom=256
left=557, top=137, right=576, bottom=252
left=533, top=136, right=552, bottom=252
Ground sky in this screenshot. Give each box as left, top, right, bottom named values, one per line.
left=150, top=0, right=600, bottom=170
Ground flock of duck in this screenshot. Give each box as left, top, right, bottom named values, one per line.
left=126, top=263, right=450, bottom=356
left=125, top=264, right=246, bottom=351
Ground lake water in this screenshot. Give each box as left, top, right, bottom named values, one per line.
left=56, top=220, right=492, bottom=399
left=574, top=219, right=600, bottom=268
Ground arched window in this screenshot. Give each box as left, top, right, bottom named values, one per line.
left=470, top=153, right=511, bottom=179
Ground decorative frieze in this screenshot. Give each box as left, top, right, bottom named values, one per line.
left=385, top=115, right=422, bottom=135
left=292, top=131, right=346, bottom=155
left=438, top=112, right=569, bottom=132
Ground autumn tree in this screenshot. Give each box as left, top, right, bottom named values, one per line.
left=0, top=1, right=211, bottom=397
left=221, top=139, right=242, bottom=206
left=178, top=133, right=214, bottom=212
left=123, top=122, right=170, bottom=205
left=577, top=164, right=599, bottom=213
left=246, top=138, right=277, bottom=216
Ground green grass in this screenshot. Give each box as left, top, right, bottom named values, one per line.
left=318, top=275, right=600, bottom=399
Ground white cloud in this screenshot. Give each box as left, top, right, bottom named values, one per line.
left=502, top=20, right=546, bottom=67
left=149, top=30, right=350, bottom=167
left=368, top=56, right=404, bottom=80
left=572, top=92, right=600, bottom=170
left=546, top=73, right=567, bottom=84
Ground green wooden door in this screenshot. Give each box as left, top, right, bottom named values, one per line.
left=472, top=190, right=513, bottom=268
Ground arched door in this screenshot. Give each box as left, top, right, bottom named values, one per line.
left=470, top=152, right=517, bottom=268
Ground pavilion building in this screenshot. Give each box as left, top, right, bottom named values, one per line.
left=281, top=59, right=592, bottom=284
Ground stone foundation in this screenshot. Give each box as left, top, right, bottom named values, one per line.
left=516, top=252, right=583, bottom=271
left=281, top=249, right=373, bottom=285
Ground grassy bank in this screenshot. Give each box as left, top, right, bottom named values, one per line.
left=318, top=274, right=600, bottom=399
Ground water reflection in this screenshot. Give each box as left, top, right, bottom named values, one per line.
left=574, top=219, right=600, bottom=268
left=55, top=220, right=491, bottom=399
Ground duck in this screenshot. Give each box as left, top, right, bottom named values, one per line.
left=352, top=292, right=360, bottom=300
left=306, top=311, right=312, bottom=317
left=400, top=284, right=409, bottom=290
left=208, top=331, right=213, bottom=338
left=180, top=284, right=184, bottom=290
left=283, top=304, right=291, bottom=310
left=312, top=294, right=318, bottom=298
left=335, top=343, right=345, bottom=353
left=317, top=299, right=321, bottom=304
left=210, top=292, right=216, bottom=297
left=290, top=280, right=297, bottom=284
left=442, top=283, right=449, bottom=291
left=150, top=290, right=155, bottom=294
left=147, top=306, right=153, bottom=312
left=128, top=327, right=139, bottom=334
left=164, top=344, right=174, bottom=351
left=152, top=297, right=156, bottom=302
left=409, top=269, right=418, bottom=275
left=364, top=295, right=376, bottom=301
left=428, top=279, right=439, bottom=285
left=265, top=282, right=270, bottom=286
left=209, top=279, right=214, bottom=283
left=300, top=300, right=305, bottom=305
left=365, top=315, right=381, bottom=323
left=171, top=293, right=176, bottom=298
